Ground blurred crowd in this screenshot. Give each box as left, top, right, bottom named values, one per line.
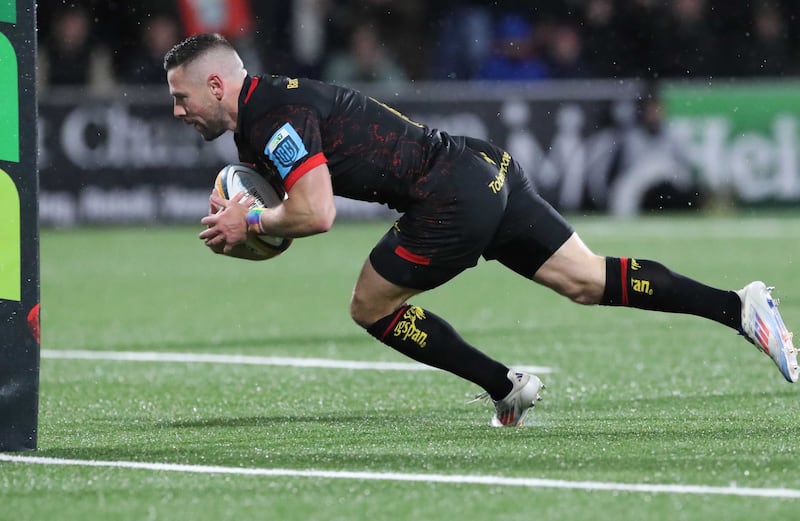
left=37, top=0, right=800, bottom=92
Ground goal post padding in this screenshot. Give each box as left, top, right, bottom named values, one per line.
left=0, top=0, right=40, bottom=452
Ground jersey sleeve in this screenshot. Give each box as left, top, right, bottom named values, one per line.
left=249, top=105, right=328, bottom=191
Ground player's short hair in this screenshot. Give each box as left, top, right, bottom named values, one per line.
left=163, top=33, right=235, bottom=71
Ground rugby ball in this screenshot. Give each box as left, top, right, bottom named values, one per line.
left=214, top=163, right=293, bottom=261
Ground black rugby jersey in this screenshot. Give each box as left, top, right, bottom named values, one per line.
left=235, top=75, right=455, bottom=211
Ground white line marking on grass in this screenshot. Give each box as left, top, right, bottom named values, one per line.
left=2, top=454, right=798, bottom=499
left=41, top=349, right=553, bottom=374
left=575, top=218, right=800, bottom=239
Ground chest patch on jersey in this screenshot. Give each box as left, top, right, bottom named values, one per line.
left=265, top=123, right=308, bottom=179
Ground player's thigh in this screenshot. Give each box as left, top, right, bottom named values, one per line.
left=350, top=258, right=424, bottom=327
left=483, top=177, right=605, bottom=303
left=362, top=162, right=501, bottom=297
left=485, top=183, right=574, bottom=279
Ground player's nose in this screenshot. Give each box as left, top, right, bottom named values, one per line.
left=173, top=104, right=186, bottom=118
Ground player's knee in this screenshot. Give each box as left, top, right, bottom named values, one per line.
left=567, top=283, right=604, bottom=305
left=537, top=256, right=605, bottom=305
left=551, top=269, right=605, bottom=305
left=351, top=311, right=374, bottom=330
left=566, top=270, right=606, bottom=304
left=349, top=294, right=381, bottom=329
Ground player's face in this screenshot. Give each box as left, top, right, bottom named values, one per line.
left=167, top=66, right=228, bottom=141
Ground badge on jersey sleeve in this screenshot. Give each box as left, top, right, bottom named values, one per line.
left=265, top=123, right=309, bottom=179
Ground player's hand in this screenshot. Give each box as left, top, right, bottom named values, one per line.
left=199, top=191, right=255, bottom=253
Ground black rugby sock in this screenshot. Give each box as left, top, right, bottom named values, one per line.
left=601, top=257, right=742, bottom=330
left=367, top=305, right=513, bottom=400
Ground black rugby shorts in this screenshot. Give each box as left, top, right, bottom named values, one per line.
left=369, top=138, right=573, bottom=290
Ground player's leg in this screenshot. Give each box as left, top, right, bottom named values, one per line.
left=350, top=143, right=542, bottom=413
left=489, top=170, right=797, bottom=381
left=531, top=233, right=743, bottom=330
left=350, top=255, right=516, bottom=402
left=530, top=234, right=798, bottom=382
left=487, top=154, right=743, bottom=327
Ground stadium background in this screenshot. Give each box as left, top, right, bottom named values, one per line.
left=35, top=0, right=800, bottom=225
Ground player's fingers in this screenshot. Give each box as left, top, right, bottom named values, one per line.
left=198, top=226, right=218, bottom=239
left=232, top=190, right=249, bottom=204
left=205, top=234, right=225, bottom=247
left=209, top=187, right=221, bottom=213
left=209, top=193, right=227, bottom=208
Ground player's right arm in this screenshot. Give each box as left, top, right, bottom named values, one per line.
left=250, top=162, right=336, bottom=238
left=202, top=162, right=335, bottom=254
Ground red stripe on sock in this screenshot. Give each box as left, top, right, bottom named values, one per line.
left=380, top=305, right=409, bottom=341
left=620, top=257, right=629, bottom=306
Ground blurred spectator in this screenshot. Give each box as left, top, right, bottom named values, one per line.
left=610, top=86, right=699, bottom=214
left=322, top=22, right=408, bottom=84
left=290, top=0, right=333, bottom=77
left=615, top=0, right=670, bottom=79
left=346, top=0, right=430, bottom=80
left=249, top=2, right=296, bottom=76
left=34, top=0, right=800, bottom=85
left=579, top=0, right=627, bottom=78
left=177, top=0, right=263, bottom=73
left=477, top=13, right=549, bottom=81
left=250, top=0, right=350, bottom=78
left=122, top=13, right=182, bottom=84
left=38, top=3, right=114, bottom=92
left=177, top=0, right=252, bottom=38
left=653, top=0, right=722, bottom=78
left=737, top=1, right=792, bottom=77
left=429, top=0, right=492, bottom=80
left=543, top=22, right=590, bottom=79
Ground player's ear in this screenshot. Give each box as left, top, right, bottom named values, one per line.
left=208, top=74, right=224, bottom=100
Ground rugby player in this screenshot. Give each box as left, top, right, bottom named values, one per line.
left=164, top=33, right=797, bottom=427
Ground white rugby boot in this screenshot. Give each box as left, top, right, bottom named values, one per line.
left=473, top=369, right=544, bottom=427
left=737, top=281, right=798, bottom=383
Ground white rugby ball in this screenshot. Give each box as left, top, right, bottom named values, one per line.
left=213, top=163, right=293, bottom=261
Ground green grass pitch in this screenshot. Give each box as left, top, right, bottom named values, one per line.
left=2, top=213, right=800, bottom=521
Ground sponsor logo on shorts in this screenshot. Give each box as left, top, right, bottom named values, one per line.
left=393, top=306, right=428, bottom=348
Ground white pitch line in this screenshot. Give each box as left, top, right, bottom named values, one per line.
left=40, top=349, right=553, bottom=374
left=2, top=454, right=798, bottom=499
left=574, top=218, right=800, bottom=239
